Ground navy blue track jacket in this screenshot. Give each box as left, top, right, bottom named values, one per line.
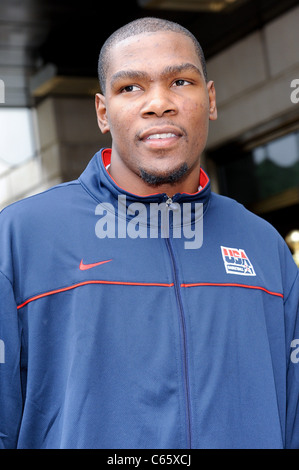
left=0, top=148, right=299, bottom=448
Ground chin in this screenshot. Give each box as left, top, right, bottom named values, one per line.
left=138, top=162, right=189, bottom=186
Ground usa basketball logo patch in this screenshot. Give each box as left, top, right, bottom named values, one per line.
left=221, top=246, right=256, bottom=276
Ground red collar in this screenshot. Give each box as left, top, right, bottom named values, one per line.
left=101, top=148, right=209, bottom=196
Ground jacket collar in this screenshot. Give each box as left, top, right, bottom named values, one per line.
left=80, top=148, right=211, bottom=208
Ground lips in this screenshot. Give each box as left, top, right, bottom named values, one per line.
left=147, top=132, right=177, bottom=140
left=138, top=126, right=184, bottom=141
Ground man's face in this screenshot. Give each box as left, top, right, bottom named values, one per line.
left=96, top=31, right=217, bottom=195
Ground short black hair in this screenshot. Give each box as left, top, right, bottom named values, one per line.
left=98, top=17, right=208, bottom=95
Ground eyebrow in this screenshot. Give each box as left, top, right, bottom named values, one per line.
left=110, top=62, right=203, bottom=88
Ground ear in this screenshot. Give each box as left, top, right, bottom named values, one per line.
left=95, top=93, right=110, bottom=134
left=207, top=81, right=217, bottom=121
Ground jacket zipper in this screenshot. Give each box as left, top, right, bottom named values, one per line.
left=164, top=197, right=192, bottom=448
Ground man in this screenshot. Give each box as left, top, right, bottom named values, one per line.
left=0, top=17, right=298, bottom=449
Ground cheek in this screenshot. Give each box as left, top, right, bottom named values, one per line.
left=184, top=101, right=210, bottom=151
left=108, top=104, right=138, bottom=138
left=185, top=101, right=209, bottom=134
left=183, top=95, right=209, bottom=119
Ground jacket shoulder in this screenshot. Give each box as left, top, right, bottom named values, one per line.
left=210, top=192, right=298, bottom=287
left=210, top=192, right=281, bottom=235
left=0, top=180, right=80, bottom=223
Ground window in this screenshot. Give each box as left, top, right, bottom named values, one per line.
left=252, top=131, right=299, bottom=200
left=207, top=125, right=299, bottom=240
left=208, top=128, right=299, bottom=207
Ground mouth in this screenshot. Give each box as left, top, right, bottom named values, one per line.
left=138, top=126, right=184, bottom=149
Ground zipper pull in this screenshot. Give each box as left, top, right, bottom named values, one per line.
left=165, top=197, right=173, bottom=207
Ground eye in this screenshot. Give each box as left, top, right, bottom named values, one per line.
left=172, top=79, right=192, bottom=87
left=121, top=85, right=141, bottom=93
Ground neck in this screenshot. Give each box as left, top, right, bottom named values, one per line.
left=108, top=152, right=201, bottom=197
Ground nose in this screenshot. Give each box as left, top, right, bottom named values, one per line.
left=141, top=86, right=177, bottom=118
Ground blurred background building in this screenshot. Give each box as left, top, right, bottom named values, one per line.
left=0, top=0, right=299, bottom=262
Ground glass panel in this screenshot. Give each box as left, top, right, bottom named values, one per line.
left=212, top=129, right=299, bottom=205
left=252, top=132, right=299, bottom=200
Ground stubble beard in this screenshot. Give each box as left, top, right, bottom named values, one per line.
left=138, top=162, right=189, bottom=187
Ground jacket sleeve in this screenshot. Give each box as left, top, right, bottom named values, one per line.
left=0, top=271, right=24, bottom=449
left=285, top=269, right=299, bottom=449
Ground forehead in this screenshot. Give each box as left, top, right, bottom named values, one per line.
left=107, top=31, right=202, bottom=78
